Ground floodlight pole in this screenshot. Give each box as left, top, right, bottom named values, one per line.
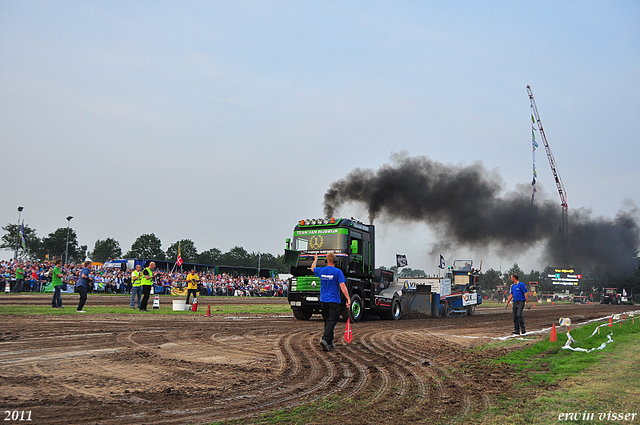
left=65, top=216, right=73, bottom=264
left=14, top=206, right=23, bottom=260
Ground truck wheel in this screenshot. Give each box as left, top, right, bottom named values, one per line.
left=466, top=305, right=475, bottom=316
left=350, top=295, right=364, bottom=322
left=293, top=308, right=313, bottom=320
left=390, top=298, right=402, bottom=320
left=443, top=302, right=450, bottom=318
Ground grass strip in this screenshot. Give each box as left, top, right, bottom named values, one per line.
left=0, top=304, right=293, bottom=315
left=482, top=316, right=640, bottom=425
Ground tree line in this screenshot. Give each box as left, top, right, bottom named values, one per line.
left=1, top=224, right=289, bottom=273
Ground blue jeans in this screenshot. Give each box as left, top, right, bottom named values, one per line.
left=130, top=286, right=142, bottom=308
left=52, top=285, right=62, bottom=307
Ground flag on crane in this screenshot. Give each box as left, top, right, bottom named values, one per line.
left=396, top=254, right=408, bottom=267
left=439, top=254, right=445, bottom=269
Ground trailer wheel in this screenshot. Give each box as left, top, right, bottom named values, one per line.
left=466, top=305, right=475, bottom=316
left=350, top=295, right=364, bottom=322
left=293, top=308, right=313, bottom=320
left=442, top=302, right=451, bottom=318
left=388, top=298, right=402, bottom=320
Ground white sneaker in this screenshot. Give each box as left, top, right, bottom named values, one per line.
left=77, top=310, right=87, bottom=313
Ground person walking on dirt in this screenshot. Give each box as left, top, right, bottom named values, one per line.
left=76, top=261, right=93, bottom=313
left=130, top=265, right=143, bottom=309
left=51, top=260, right=64, bottom=308
left=505, top=274, right=529, bottom=335
left=186, top=269, right=199, bottom=305
left=310, top=252, right=351, bottom=352
left=139, top=262, right=156, bottom=311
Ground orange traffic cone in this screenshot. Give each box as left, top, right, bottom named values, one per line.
left=206, top=304, right=211, bottom=317
left=589, top=301, right=591, bottom=305
left=191, top=298, right=198, bottom=312
left=550, top=324, right=557, bottom=342
left=533, top=303, right=536, bottom=308
left=608, top=316, right=613, bottom=327
left=344, top=318, right=353, bottom=344
left=552, top=301, right=554, bottom=306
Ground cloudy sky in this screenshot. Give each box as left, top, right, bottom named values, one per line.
left=1, top=1, right=639, bottom=274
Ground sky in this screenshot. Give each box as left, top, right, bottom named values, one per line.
left=1, top=1, right=639, bottom=274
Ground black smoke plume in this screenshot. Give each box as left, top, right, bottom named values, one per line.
left=323, top=153, right=639, bottom=273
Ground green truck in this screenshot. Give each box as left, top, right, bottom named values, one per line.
left=284, top=217, right=405, bottom=322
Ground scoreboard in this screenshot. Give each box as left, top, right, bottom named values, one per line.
left=548, top=267, right=582, bottom=285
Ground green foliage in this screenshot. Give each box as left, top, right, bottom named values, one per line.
left=481, top=268, right=503, bottom=291
left=503, top=262, right=525, bottom=285
left=220, top=246, right=252, bottom=266
left=89, top=238, right=122, bottom=263
left=166, top=239, right=198, bottom=263
left=388, top=265, right=427, bottom=279
left=40, top=228, right=86, bottom=263
left=0, top=223, right=41, bottom=260
left=125, top=233, right=166, bottom=260
left=197, top=248, right=222, bottom=265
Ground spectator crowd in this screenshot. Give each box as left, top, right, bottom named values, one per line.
left=0, top=259, right=288, bottom=297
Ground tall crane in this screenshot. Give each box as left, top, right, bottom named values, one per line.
left=527, top=85, right=568, bottom=240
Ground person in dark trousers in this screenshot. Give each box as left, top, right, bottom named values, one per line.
left=505, top=273, right=529, bottom=335
left=76, top=261, right=93, bottom=313
left=139, top=262, right=156, bottom=311
left=310, top=252, right=351, bottom=351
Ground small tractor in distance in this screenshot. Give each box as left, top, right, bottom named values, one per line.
left=600, top=288, right=621, bottom=305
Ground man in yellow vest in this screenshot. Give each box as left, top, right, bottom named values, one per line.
left=139, top=262, right=156, bottom=311
left=129, top=265, right=142, bottom=309
left=186, top=269, right=199, bottom=305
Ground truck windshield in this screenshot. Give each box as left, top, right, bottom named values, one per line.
left=452, top=260, right=473, bottom=271
left=293, top=228, right=348, bottom=252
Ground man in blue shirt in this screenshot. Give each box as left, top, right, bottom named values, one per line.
left=76, top=261, right=93, bottom=313
left=505, top=274, right=529, bottom=335
left=310, top=252, right=351, bottom=351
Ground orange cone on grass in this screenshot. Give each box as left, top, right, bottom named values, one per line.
left=206, top=304, right=211, bottom=317
left=550, top=324, right=557, bottom=342
left=608, top=316, right=613, bottom=327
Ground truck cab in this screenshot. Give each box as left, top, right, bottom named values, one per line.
left=441, top=260, right=482, bottom=316
left=285, top=217, right=393, bottom=321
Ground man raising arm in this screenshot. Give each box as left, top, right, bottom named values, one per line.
left=310, top=252, right=350, bottom=352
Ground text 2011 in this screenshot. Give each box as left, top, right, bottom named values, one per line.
left=4, top=411, right=32, bottom=421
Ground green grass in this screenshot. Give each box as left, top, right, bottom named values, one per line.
left=494, top=319, right=640, bottom=386
left=0, top=303, right=293, bottom=315
left=482, top=317, right=640, bottom=425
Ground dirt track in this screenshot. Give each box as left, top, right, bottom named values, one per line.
left=0, top=295, right=635, bottom=424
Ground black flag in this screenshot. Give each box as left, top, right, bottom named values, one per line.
left=396, top=254, right=408, bottom=267
left=439, top=254, right=445, bottom=269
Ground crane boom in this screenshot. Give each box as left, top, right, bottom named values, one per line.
left=527, top=85, right=568, bottom=238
